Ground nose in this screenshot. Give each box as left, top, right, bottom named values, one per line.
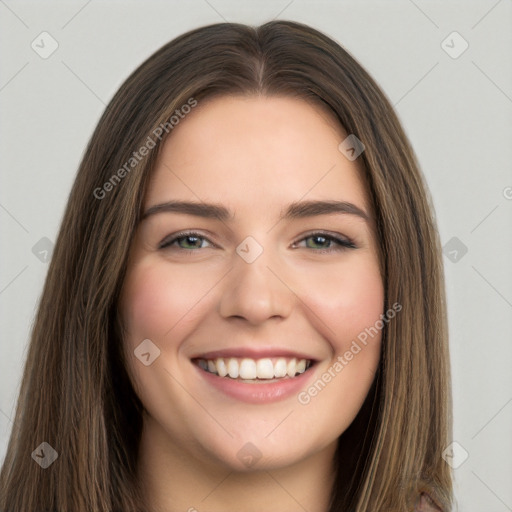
left=218, top=242, right=294, bottom=325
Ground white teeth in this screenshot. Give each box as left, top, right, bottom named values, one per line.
left=196, top=356, right=312, bottom=380
left=217, top=358, right=228, bottom=377
left=256, top=358, right=274, bottom=379
left=227, top=358, right=239, bottom=378
left=287, top=359, right=296, bottom=377
left=274, top=358, right=287, bottom=378
left=239, top=358, right=257, bottom=379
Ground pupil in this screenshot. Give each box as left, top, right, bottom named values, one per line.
left=311, top=236, right=327, bottom=248
left=184, top=236, right=199, bottom=248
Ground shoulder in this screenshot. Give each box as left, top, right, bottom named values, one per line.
left=415, top=492, right=443, bottom=511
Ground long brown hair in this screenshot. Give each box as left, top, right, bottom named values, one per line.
left=0, top=20, right=452, bottom=511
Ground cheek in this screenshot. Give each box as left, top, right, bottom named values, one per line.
left=119, top=260, right=210, bottom=345
left=118, top=260, right=215, bottom=405
left=298, top=259, right=383, bottom=423
left=300, top=256, right=384, bottom=351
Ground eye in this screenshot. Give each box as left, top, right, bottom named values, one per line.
left=158, top=230, right=356, bottom=254
left=292, top=232, right=356, bottom=253
left=158, top=231, right=213, bottom=251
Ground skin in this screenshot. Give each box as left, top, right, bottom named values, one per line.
left=118, top=95, right=384, bottom=512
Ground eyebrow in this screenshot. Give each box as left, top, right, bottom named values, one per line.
left=141, top=199, right=370, bottom=223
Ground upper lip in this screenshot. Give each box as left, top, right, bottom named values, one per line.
left=191, top=347, right=318, bottom=361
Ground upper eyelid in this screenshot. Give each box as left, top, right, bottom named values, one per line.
left=159, top=230, right=216, bottom=247
left=159, top=230, right=355, bottom=248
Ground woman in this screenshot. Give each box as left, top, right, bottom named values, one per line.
left=0, top=20, right=452, bottom=511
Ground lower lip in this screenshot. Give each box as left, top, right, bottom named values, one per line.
left=193, top=363, right=316, bottom=404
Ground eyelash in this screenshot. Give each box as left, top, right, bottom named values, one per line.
left=158, top=230, right=357, bottom=253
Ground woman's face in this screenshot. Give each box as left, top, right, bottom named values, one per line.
left=119, top=95, right=384, bottom=472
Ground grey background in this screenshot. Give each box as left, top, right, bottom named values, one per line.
left=1, top=1, right=511, bottom=510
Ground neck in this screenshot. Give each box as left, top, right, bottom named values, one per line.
left=137, top=414, right=337, bottom=512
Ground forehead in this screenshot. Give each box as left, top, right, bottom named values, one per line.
left=145, top=95, right=370, bottom=217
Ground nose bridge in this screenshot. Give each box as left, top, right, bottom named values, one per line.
left=218, top=234, right=293, bottom=323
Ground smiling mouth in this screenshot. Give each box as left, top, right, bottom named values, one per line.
left=193, top=356, right=314, bottom=381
